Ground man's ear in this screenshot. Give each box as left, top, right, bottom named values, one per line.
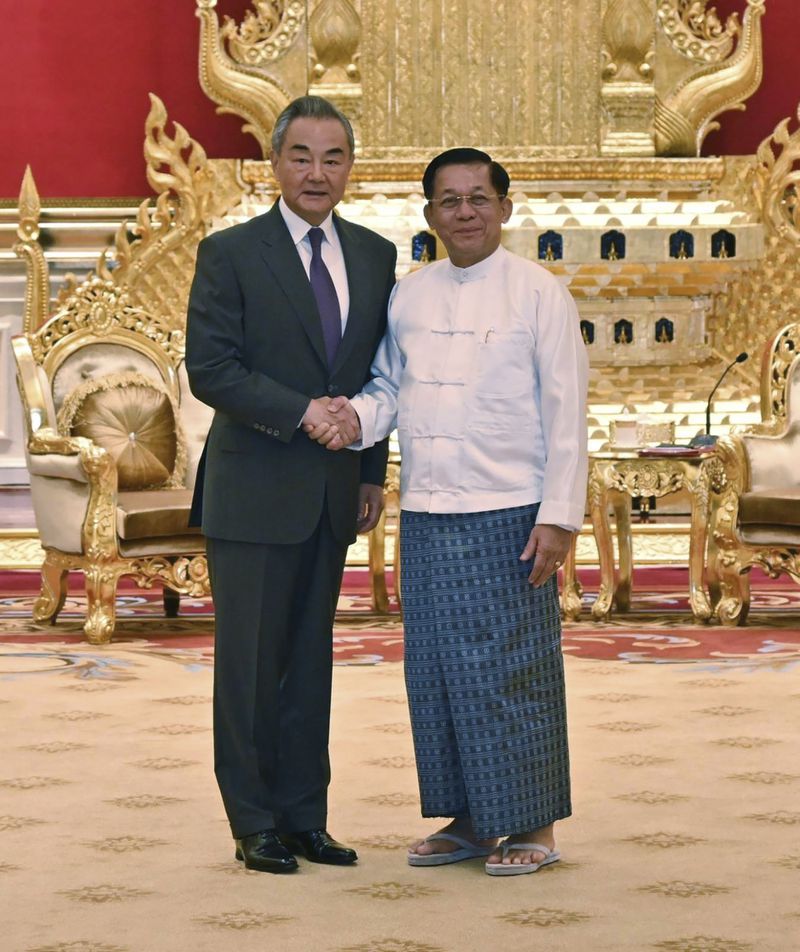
left=501, top=196, right=513, bottom=223
left=269, top=150, right=279, bottom=171
left=423, top=203, right=434, bottom=229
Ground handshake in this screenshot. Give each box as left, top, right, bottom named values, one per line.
left=302, top=396, right=359, bottom=451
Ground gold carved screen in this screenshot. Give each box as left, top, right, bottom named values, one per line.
left=359, top=0, right=602, bottom=158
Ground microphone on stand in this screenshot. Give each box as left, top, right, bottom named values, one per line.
left=689, top=352, right=748, bottom=447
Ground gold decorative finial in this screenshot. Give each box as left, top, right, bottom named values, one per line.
left=310, top=0, right=361, bottom=83
left=545, top=243, right=555, bottom=261
left=677, top=240, right=688, bottom=259
left=14, top=166, right=50, bottom=334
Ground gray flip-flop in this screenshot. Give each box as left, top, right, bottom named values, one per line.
left=485, top=841, right=561, bottom=876
left=407, top=832, right=494, bottom=866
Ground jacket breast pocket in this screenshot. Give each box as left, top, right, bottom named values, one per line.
left=474, top=330, right=533, bottom=396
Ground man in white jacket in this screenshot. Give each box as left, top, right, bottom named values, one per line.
left=307, top=148, right=588, bottom=876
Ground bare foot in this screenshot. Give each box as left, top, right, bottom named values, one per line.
left=408, top=817, right=498, bottom=857
left=486, top=823, right=556, bottom=866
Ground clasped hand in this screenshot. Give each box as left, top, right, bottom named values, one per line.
left=302, top=396, right=359, bottom=450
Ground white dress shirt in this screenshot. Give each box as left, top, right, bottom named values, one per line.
left=278, top=197, right=350, bottom=332
left=350, top=245, right=589, bottom=530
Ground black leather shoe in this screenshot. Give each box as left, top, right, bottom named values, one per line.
left=282, top=829, right=357, bottom=866
left=234, top=829, right=298, bottom=873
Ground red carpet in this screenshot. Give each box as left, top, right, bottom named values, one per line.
left=1, top=568, right=799, bottom=669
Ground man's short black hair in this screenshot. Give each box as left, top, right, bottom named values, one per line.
left=422, top=148, right=510, bottom=200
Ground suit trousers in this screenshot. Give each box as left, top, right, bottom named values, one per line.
left=206, top=504, right=349, bottom=839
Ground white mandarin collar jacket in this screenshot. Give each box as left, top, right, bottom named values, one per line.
left=350, top=245, right=589, bottom=530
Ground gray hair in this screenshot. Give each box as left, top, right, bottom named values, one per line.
left=271, top=96, right=355, bottom=155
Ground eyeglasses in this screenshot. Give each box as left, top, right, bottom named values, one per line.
left=428, top=193, right=505, bottom=211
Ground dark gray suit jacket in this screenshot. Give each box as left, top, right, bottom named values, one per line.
left=185, top=202, right=397, bottom=546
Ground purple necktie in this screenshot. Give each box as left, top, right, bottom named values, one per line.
left=307, top=227, right=342, bottom=366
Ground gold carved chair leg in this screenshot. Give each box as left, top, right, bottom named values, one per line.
left=84, top=563, right=128, bottom=645
left=706, top=510, right=721, bottom=610
left=33, top=553, right=69, bottom=625
left=560, top=533, right=582, bottom=620
left=716, top=558, right=751, bottom=626
left=369, top=506, right=390, bottom=613
left=612, top=490, right=632, bottom=613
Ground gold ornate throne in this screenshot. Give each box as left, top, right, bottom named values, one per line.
left=713, top=323, right=800, bottom=625
left=12, top=97, right=243, bottom=644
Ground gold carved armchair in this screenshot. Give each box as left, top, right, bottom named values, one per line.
left=713, top=323, right=800, bottom=625
left=13, top=298, right=213, bottom=644
left=9, top=99, right=233, bottom=644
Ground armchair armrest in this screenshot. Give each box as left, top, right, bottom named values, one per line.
left=25, top=427, right=122, bottom=560
left=26, top=428, right=93, bottom=482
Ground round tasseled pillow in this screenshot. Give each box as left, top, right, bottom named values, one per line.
left=56, top=371, right=187, bottom=491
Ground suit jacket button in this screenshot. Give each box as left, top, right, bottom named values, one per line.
left=327, top=385, right=339, bottom=396
left=274, top=430, right=280, bottom=437
left=266, top=427, right=273, bottom=434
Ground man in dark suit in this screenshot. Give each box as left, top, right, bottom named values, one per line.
left=186, top=96, right=397, bottom=874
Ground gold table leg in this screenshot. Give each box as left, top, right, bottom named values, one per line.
left=612, top=490, right=632, bottom=613
left=688, top=473, right=713, bottom=622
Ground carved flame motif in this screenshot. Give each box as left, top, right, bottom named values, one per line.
left=310, top=0, right=362, bottom=82
left=109, top=94, right=210, bottom=284
left=657, top=0, right=740, bottom=63
left=755, top=102, right=800, bottom=245
left=221, top=0, right=305, bottom=67
left=602, top=0, right=655, bottom=83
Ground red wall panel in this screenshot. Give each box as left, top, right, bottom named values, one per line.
left=1, top=0, right=797, bottom=198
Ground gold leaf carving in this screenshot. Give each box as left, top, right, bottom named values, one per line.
left=755, top=102, right=800, bottom=244
left=655, top=0, right=765, bottom=156
left=196, top=0, right=294, bottom=157
left=221, top=1, right=305, bottom=67
left=657, top=1, right=740, bottom=63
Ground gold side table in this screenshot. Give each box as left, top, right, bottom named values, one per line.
left=580, top=450, right=721, bottom=622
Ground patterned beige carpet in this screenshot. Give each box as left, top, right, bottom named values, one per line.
left=1, top=641, right=798, bottom=952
